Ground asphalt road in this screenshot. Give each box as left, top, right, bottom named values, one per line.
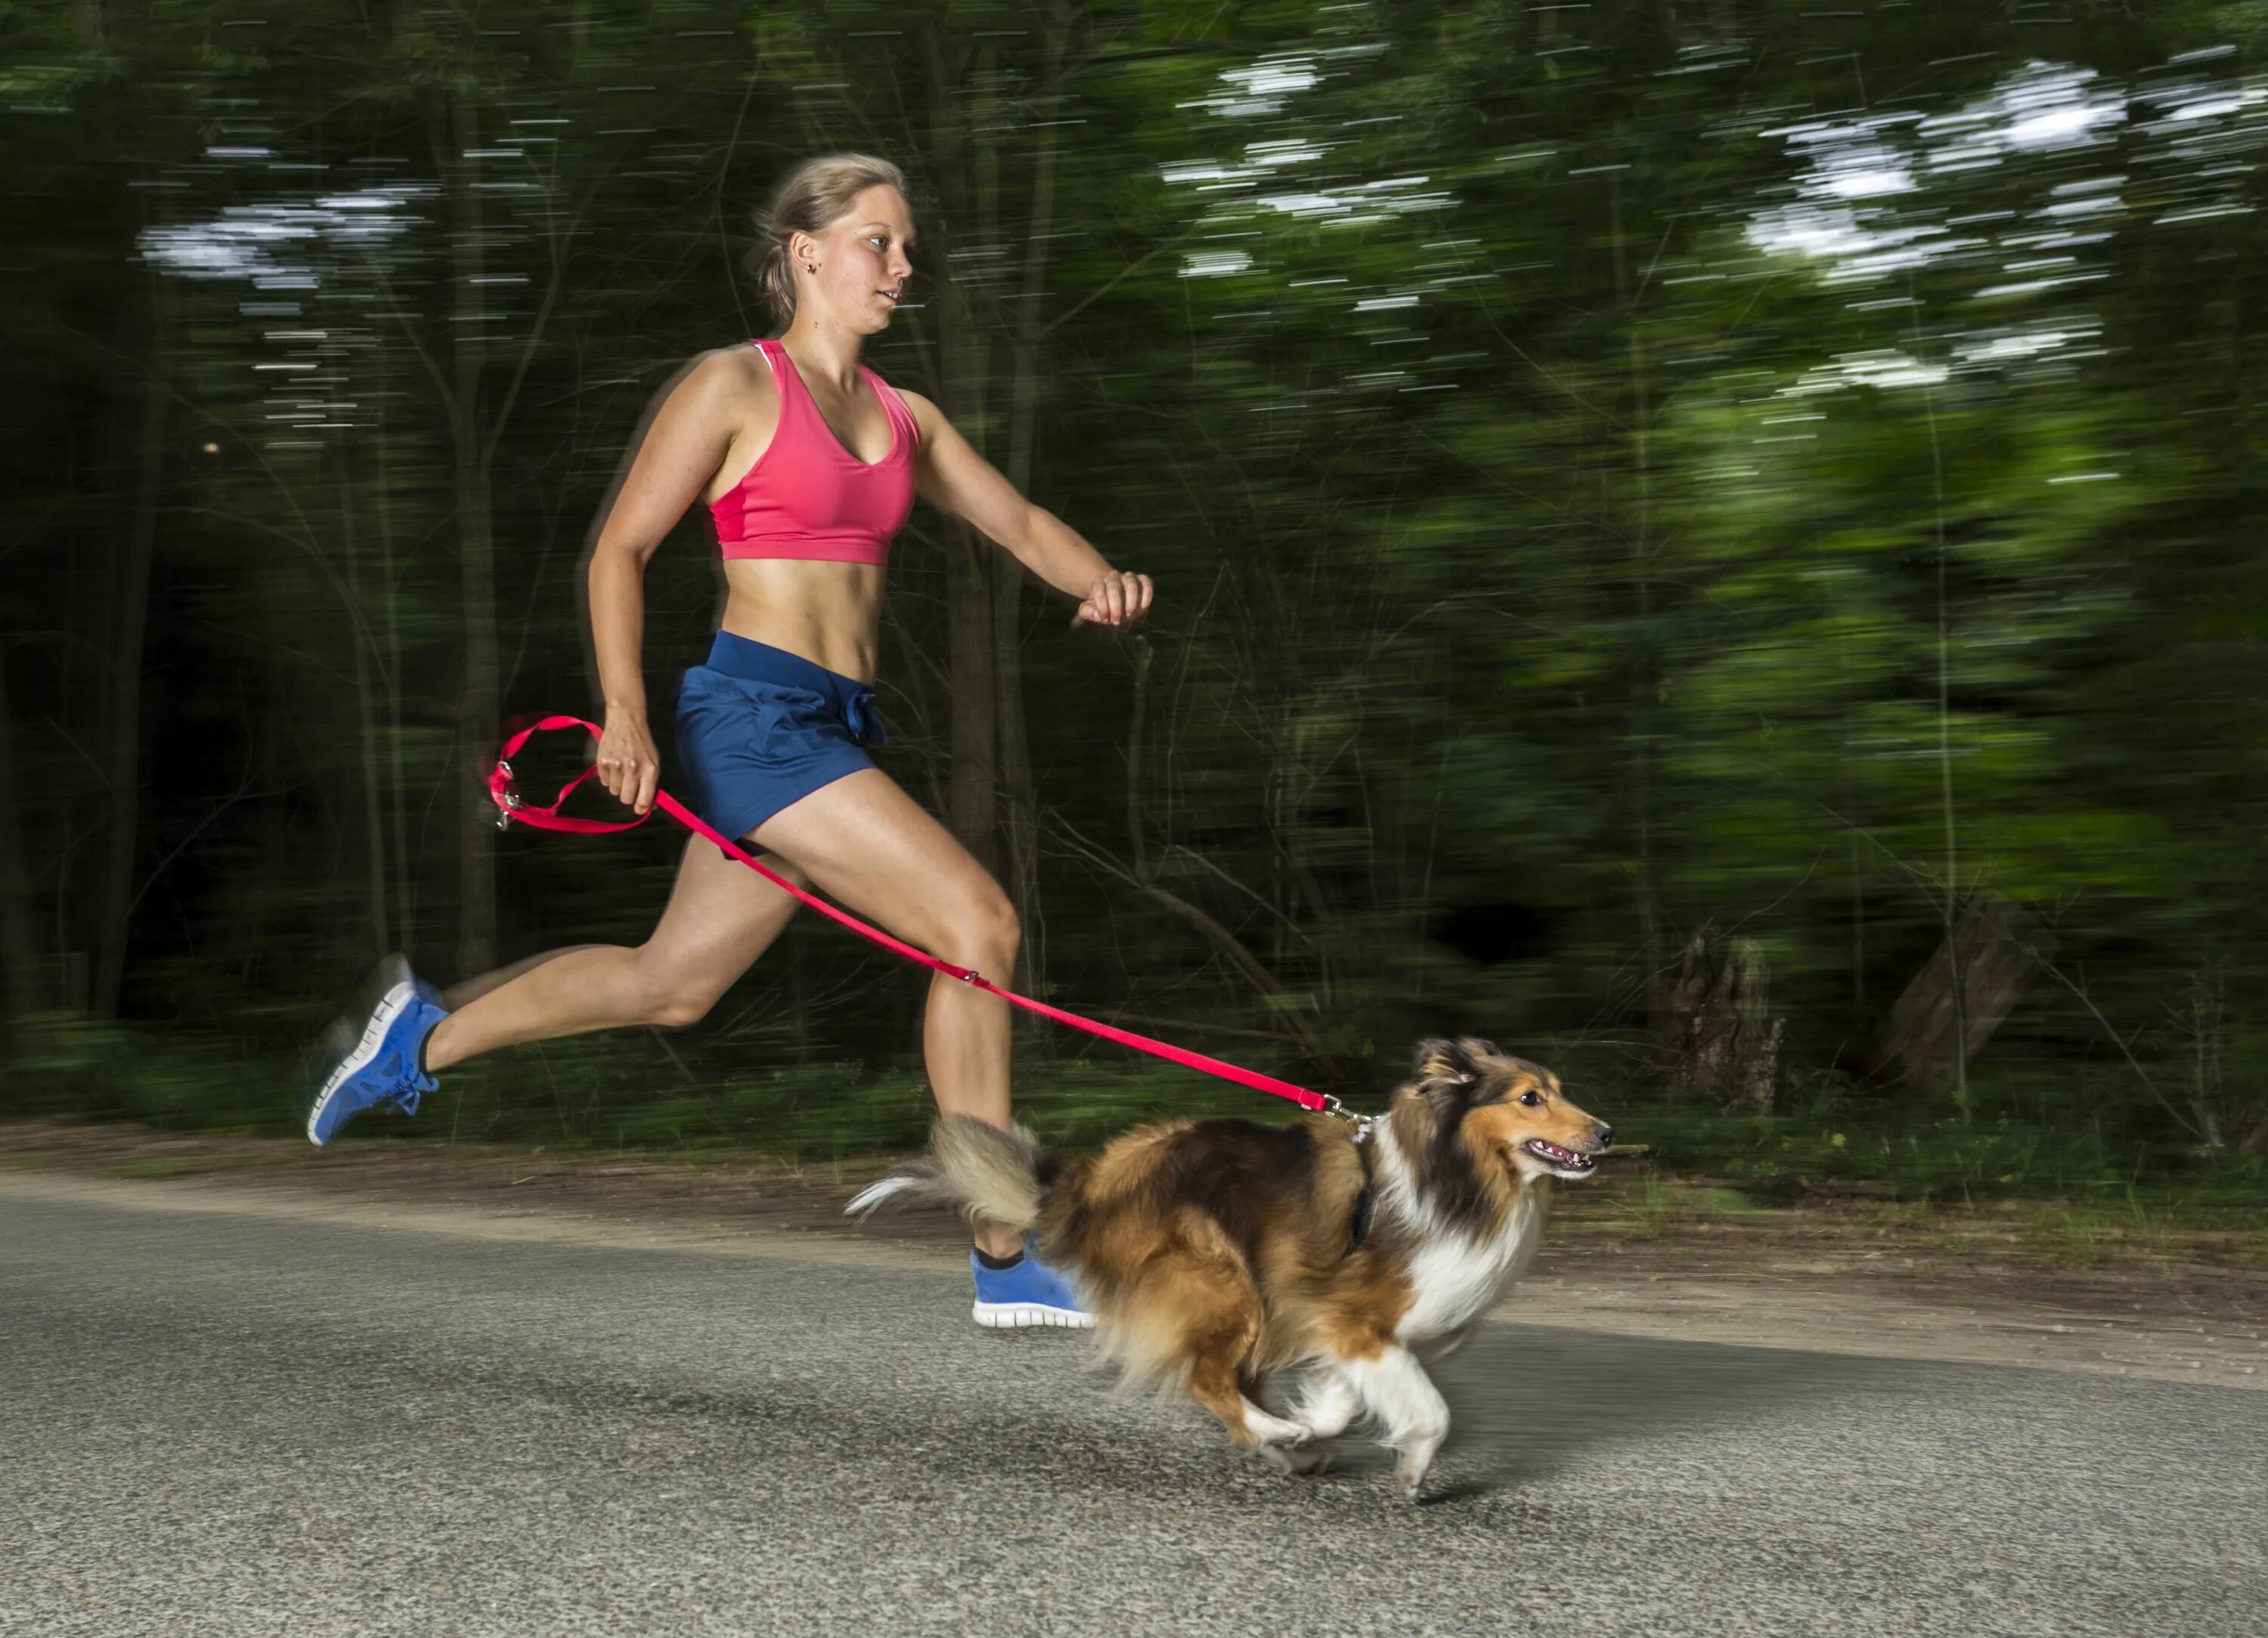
left=3, top=1184, right=2262, bottom=1637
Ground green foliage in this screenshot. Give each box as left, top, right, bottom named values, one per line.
left=5, top=1015, right=285, bottom=1133
left=1, top=2, right=2263, bottom=1210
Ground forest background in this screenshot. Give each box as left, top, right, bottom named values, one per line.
left=7, top=0, right=2267, bottom=1222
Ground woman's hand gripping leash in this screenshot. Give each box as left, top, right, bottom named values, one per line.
left=593, top=711, right=662, bottom=818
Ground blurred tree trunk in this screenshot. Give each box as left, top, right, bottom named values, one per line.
left=373, top=358, right=417, bottom=953
left=441, top=86, right=500, bottom=978
left=993, top=0, right=1073, bottom=996
left=1659, top=923, right=1783, bottom=1114
left=337, top=445, right=392, bottom=957
left=944, top=537, right=999, bottom=873
left=922, top=27, right=1002, bottom=875
left=0, top=656, right=40, bottom=1017
left=1884, top=892, right=2054, bottom=1088
left=93, top=277, right=169, bottom=1018
left=1609, top=169, right=1667, bottom=1026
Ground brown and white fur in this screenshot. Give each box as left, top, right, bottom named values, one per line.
left=847, top=1036, right=1611, bottom=1498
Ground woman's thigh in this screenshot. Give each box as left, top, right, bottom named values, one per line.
left=640, top=831, right=808, bottom=985
left=751, top=769, right=1011, bottom=959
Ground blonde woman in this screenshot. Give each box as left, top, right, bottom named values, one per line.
left=307, top=154, right=1150, bottom=1329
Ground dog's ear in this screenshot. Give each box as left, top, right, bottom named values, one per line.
left=1412, top=1036, right=1498, bottom=1089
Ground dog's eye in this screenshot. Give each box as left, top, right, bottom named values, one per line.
left=1517, top=1089, right=1544, bottom=1107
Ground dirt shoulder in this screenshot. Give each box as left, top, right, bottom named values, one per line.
left=5, top=1120, right=2263, bottom=1390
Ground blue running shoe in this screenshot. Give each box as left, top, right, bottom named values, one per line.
left=305, top=956, right=448, bottom=1146
left=971, top=1241, right=1093, bottom=1330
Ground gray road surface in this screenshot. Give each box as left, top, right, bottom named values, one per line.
left=2, top=1184, right=2262, bottom=1637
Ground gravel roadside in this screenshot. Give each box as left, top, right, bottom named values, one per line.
left=5, top=1119, right=2263, bottom=1388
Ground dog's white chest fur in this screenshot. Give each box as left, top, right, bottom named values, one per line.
left=1370, top=1134, right=1551, bottom=1342
left=1392, top=1173, right=1549, bottom=1343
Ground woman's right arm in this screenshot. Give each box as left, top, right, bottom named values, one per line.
left=585, top=354, right=755, bottom=814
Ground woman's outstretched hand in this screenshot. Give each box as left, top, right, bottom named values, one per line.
left=1074, top=570, right=1154, bottom=629
left=595, top=712, right=662, bottom=816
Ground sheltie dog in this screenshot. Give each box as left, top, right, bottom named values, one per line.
left=847, top=1036, right=1611, bottom=1497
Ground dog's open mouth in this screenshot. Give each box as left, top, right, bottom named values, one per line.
left=1522, top=1138, right=1598, bottom=1176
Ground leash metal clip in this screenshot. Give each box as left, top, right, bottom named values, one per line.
left=1321, top=1094, right=1378, bottom=1144
left=494, top=760, right=520, bottom=831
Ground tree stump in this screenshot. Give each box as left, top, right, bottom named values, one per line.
left=2229, top=1103, right=2268, bottom=1159
left=1883, top=892, right=2055, bottom=1088
left=1659, top=923, right=1784, bottom=1114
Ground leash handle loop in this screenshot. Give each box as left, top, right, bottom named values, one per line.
left=487, top=717, right=1338, bottom=1115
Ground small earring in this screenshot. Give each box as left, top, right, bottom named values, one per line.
left=804, top=262, right=816, bottom=274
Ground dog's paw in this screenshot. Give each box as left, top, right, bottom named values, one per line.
left=1242, top=1406, right=1313, bottom=1449
left=1260, top=1443, right=1337, bottom=1477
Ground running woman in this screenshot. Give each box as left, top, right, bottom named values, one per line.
left=305, top=153, right=1151, bottom=1330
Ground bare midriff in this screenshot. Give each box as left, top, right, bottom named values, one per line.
left=717, top=557, right=885, bottom=683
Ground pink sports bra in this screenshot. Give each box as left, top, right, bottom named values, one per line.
left=708, top=337, right=921, bottom=565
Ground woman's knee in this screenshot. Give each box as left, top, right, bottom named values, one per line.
left=937, top=886, right=1019, bottom=967
left=630, top=955, right=727, bottom=1030
left=646, top=986, right=717, bottom=1030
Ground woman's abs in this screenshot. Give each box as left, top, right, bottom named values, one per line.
left=717, top=556, right=885, bottom=684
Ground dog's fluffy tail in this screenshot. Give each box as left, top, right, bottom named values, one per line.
left=844, top=1115, right=1047, bottom=1234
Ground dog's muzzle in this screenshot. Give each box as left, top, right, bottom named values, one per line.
left=1521, top=1138, right=1600, bottom=1177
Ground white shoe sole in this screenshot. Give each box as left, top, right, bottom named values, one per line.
left=306, top=979, right=417, bottom=1145
left=972, top=1300, right=1095, bottom=1330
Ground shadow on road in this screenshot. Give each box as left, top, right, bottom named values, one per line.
left=1411, top=1321, right=1932, bottom=1503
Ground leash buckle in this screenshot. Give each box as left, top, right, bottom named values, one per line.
left=1321, top=1094, right=1378, bottom=1143
left=494, top=761, right=521, bottom=831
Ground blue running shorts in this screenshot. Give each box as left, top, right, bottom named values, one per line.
left=674, top=631, right=885, bottom=843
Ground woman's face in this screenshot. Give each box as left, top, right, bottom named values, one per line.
left=797, top=185, right=916, bottom=335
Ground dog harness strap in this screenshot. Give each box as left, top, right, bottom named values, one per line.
left=1347, top=1186, right=1377, bottom=1255
left=1346, top=1125, right=1378, bottom=1254
left=489, top=717, right=1336, bottom=1113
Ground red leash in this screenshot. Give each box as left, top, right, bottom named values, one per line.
left=488, top=716, right=1344, bottom=1118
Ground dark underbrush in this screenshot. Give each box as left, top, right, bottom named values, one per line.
left=7, top=1014, right=2263, bottom=1241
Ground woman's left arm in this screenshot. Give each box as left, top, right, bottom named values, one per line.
left=901, top=390, right=1153, bottom=627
